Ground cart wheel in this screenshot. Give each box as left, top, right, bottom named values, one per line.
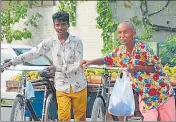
left=10, top=94, right=25, bottom=121
left=44, top=94, right=58, bottom=121
left=91, top=96, right=106, bottom=121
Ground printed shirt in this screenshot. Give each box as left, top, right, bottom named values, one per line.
left=102, top=39, right=175, bottom=110
left=11, top=33, right=87, bottom=93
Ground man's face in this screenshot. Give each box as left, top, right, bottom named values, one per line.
left=53, top=19, right=69, bottom=36
left=117, top=23, right=136, bottom=45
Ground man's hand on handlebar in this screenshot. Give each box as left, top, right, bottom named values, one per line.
left=45, top=66, right=56, bottom=77
left=80, top=60, right=91, bottom=68
left=127, top=64, right=137, bottom=77
left=1, top=59, right=12, bottom=72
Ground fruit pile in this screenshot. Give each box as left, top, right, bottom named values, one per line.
left=8, top=66, right=176, bottom=85
left=163, top=66, right=176, bottom=78
left=84, top=68, right=120, bottom=78
left=163, top=66, right=176, bottom=86
left=11, top=74, right=23, bottom=82
left=84, top=68, right=121, bottom=84
left=11, top=71, right=43, bottom=82
left=25, top=71, right=43, bottom=81
left=84, top=66, right=176, bottom=78
left=6, top=71, right=43, bottom=92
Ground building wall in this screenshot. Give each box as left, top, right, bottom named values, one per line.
left=10, top=1, right=103, bottom=60
left=110, top=1, right=176, bottom=43
left=4, top=1, right=176, bottom=59
left=76, top=1, right=103, bottom=59
left=11, top=6, right=58, bottom=46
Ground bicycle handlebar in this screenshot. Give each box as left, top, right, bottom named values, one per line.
left=1, top=65, right=54, bottom=79
left=1, top=65, right=53, bottom=72
left=86, top=65, right=128, bottom=72
left=1, top=63, right=11, bottom=72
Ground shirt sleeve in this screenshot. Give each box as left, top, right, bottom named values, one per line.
left=101, top=48, right=119, bottom=66
left=11, top=39, right=53, bottom=66
left=62, top=39, right=83, bottom=74
left=145, top=43, right=163, bottom=72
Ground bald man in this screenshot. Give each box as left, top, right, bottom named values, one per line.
left=80, top=21, right=175, bottom=121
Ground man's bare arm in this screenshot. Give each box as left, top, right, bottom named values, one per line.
left=129, top=64, right=156, bottom=73
left=80, top=58, right=104, bottom=68
left=135, top=65, right=156, bottom=72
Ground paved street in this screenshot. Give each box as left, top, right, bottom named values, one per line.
left=1, top=106, right=91, bottom=121
left=1, top=106, right=12, bottom=121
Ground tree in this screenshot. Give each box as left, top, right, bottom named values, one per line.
left=159, top=35, right=176, bottom=67
left=1, top=1, right=42, bottom=43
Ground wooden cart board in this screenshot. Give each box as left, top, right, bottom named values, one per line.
left=87, top=76, right=117, bottom=84
left=170, top=77, right=176, bottom=87
left=6, top=80, right=46, bottom=92
left=87, top=76, right=117, bottom=92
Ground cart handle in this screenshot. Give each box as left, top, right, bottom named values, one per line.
left=85, top=65, right=128, bottom=72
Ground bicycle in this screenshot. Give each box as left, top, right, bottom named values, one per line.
left=1, top=65, right=58, bottom=121
left=86, top=65, right=142, bottom=121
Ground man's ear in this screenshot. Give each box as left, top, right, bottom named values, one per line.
left=133, top=30, right=136, bottom=36
left=53, top=23, right=55, bottom=29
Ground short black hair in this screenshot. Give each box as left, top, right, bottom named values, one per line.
left=52, top=11, right=69, bottom=25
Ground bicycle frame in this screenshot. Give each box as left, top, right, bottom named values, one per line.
left=24, top=76, right=55, bottom=121
left=20, top=70, right=44, bottom=121
left=88, top=65, right=143, bottom=121
left=5, top=68, right=51, bottom=121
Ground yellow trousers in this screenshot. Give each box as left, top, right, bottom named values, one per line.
left=56, top=87, right=87, bottom=121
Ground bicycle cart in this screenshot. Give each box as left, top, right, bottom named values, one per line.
left=87, top=65, right=142, bottom=121
left=1, top=66, right=58, bottom=121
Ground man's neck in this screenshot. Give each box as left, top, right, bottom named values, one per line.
left=126, top=40, right=135, bottom=54
left=58, top=32, right=69, bottom=44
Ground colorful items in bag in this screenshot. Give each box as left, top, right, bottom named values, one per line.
left=108, top=72, right=135, bottom=116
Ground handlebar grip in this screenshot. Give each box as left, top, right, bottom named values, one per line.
left=1, top=59, right=12, bottom=72
left=4, top=59, right=12, bottom=63
left=120, top=72, right=123, bottom=79
left=1, top=63, right=10, bottom=72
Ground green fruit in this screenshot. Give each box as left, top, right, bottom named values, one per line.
left=172, top=74, right=176, bottom=78
left=111, top=72, right=117, bottom=77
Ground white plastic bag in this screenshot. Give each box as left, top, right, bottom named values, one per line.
left=108, top=71, right=135, bottom=116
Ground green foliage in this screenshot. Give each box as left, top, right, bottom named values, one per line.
left=130, top=16, right=155, bottom=41
left=159, top=35, right=176, bottom=67
left=96, top=1, right=157, bottom=55
left=1, top=1, right=42, bottom=43
left=96, top=1, right=154, bottom=55
left=24, top=13, right=43, bottom=27
left=96, top=1, right=119, bottom=54
left=1, top=99, right=13, bottom=105
left=58, top=0, right=76, bottom=26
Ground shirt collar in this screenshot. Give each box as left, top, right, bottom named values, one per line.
left=54, top=32, right=72, bottom=44
left=121, top=39, right=138, bottom=52
left=65, top=33, right=71, bottom=44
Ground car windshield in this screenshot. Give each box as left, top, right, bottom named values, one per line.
left=1, top=48, right=13, bottom=63
left=13, top=48, right=51, bottom=66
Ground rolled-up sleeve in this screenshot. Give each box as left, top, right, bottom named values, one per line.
left=102, top=48, right=119, bottom=66
left=145, top=44, right=162, bottom=72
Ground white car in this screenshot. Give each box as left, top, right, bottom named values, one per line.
left=1, top=44, right=53, bottom=100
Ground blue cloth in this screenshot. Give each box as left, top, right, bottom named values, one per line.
left=26, top=81, right=35, bottom=99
